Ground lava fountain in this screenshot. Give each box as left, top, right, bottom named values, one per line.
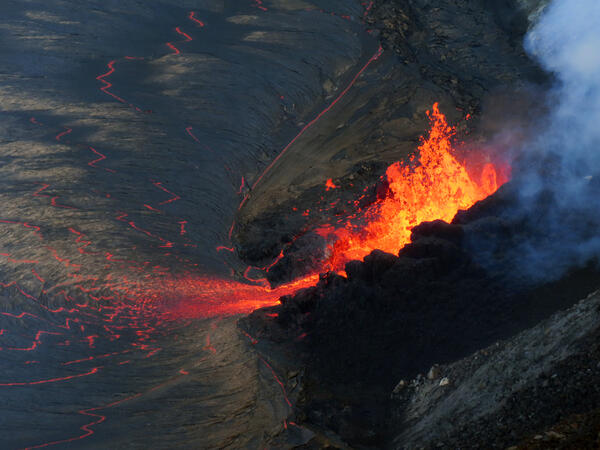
left=316, top=103, right=510, bottom=272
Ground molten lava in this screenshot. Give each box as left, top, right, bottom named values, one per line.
left=161, top=274, right=321, bottom=319
left=325, top=178, right=339, bottom=190
left=319, top=103, right=509, bottom=271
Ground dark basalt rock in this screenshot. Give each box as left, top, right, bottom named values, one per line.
left=389, top=291, right=600, bottom=449
left=357, top=249, right=398, bottom=283
left=410, top=219, right=464, bottom=245
left=266, top=232, right=327, bottom=287
left=241, top=177, right=600, bottom=447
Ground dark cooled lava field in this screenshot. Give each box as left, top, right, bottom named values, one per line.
left=1, top=0, right=600, bottom=448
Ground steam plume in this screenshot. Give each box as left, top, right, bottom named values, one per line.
left=468, top=0, right=600, bottom=282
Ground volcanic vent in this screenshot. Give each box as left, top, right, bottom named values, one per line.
left=259, top=103, right=509, bottom=285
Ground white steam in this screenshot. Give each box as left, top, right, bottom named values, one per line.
left=525, top=0, right=600, bottom=182
left=468, top=1, right=600, bottom=282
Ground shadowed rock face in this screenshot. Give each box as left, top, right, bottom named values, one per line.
left=390, top=289, right=600, bottom=449
left=241, top=178, right=600, bottom=446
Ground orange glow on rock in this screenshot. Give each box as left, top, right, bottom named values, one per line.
left=325, top=178, right=339, bottom=190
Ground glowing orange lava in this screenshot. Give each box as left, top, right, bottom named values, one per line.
left=319, top=103, right=509, bottom=271
left=156, top=274, right=321, bottom=319
left=325, top=178, right=338, bottom=190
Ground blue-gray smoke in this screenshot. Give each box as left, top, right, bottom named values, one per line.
left=524, top=0, right=600, bottom=196
left=466, top=0, right=600, bottom=283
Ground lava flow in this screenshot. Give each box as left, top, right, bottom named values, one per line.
left=317, top=103, right=509, bottom=271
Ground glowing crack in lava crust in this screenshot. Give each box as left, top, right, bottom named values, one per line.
left=317, top=103, right=510, bottom=272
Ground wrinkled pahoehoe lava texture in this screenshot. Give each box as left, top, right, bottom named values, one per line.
left=0, top=0, right=383, bottom=447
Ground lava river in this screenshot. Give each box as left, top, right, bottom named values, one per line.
left=0, top=0, right=504, bottom=448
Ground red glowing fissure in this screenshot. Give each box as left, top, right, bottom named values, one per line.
left=178, top=221, right=187, bottom=235
left=0, top=367, right=100, bottom=387
left=55, top=128, right=72, bottom=142
left=62, top=349, right=133, bottom=366
left=88, top=147, right=116, bottom=173
left=33, top=183, right=78, bottom=210
left=166, top=27, right=193, bottom=55
left=152, top=181, right=181, bottom=206
left=23, top=373, right=183, bottom=450
left=96, top=60, right=127, bottom=104
left=252, top=0, right=268, bottom=12
left=0, top=253, right=39, bottom=265
left=241, top=331, right=295, bottom=429
left=260, top=357, right=291, bottom=407
left=96, top=59, right=144, bottom=111
left=4, top=330, right=62, bottom=352
left=236, top=45, right=383, bottom=214
left=188, top=11, right=205, bottom=27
